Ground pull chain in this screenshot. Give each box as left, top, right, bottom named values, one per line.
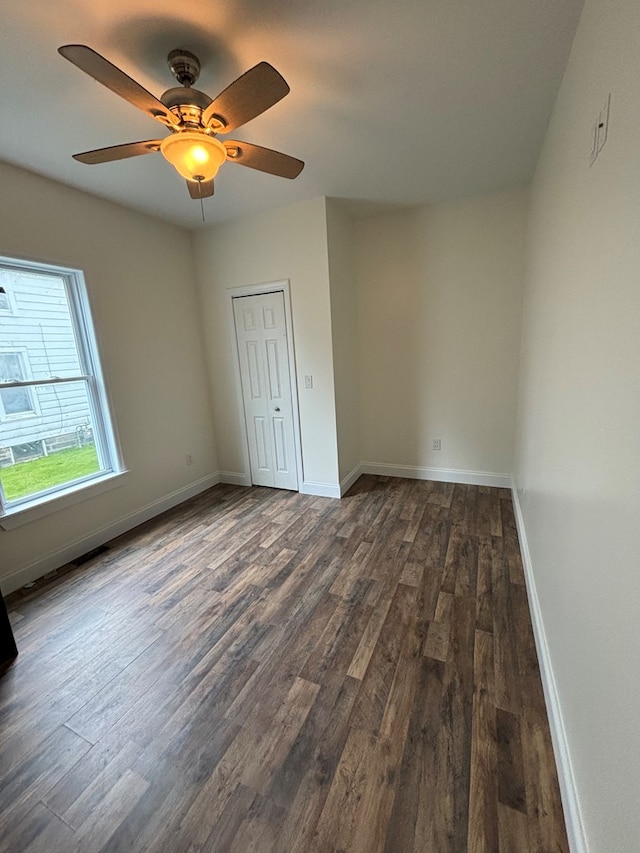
left=195, top=177, right=206, bottom=222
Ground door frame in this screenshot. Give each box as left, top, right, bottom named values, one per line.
left=227, top=280, right=304, bottom=491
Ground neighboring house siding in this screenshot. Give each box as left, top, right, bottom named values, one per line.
left=0, top=270, right=92, bottom=459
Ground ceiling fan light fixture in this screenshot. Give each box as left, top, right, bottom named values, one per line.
left=160, top=131, right=226, bottom=182
left=59, top=46, right=304, bottom=199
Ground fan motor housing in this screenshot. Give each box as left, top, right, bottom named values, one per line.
left=160, top=87, right=213, bottom=126
left=161, top=87, right=212, bottom=111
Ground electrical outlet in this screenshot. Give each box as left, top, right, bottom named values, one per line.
left=185, top=453, right=193, bottom=466
left=432, top=438, right=441, bottom=451
left=304, top=375, right=313, bottom=389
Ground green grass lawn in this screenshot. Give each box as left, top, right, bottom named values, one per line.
left=0, top=444, right=100, bottom=501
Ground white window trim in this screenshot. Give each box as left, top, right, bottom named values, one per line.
left=0, top=469, right=128, bottom=530
left=0, top=254, right=125, bottom=523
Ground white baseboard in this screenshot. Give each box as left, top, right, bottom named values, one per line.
left=217, top=463, right=509, bottom=498
left=511, top=487, right=587, bottom=853
left=218, top=471, right=251, bottom=487
left=339, top=464, right=363, bottom=496
left=1, top=473, right=221, bottom=596
left=360, top=462, right=512, bottom=489
left=300, top=480, right=341, bottom=499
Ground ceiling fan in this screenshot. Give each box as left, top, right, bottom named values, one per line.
left=58, top=45, right=304, bottom=200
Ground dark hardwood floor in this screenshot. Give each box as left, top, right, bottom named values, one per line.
left=0, top=476, right=568, bottom=852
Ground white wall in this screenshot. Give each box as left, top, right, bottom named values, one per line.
left=192, top=197, right=340, bottom=491
left=356, top=189, right=526, bottom=480
left=514, top=0, right=640, bottom=846
left=326, top=200, right=360, bottom=485
left=0, top=162, right=218, bottom=594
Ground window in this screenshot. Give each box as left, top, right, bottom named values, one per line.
left=0, top=352, right=37, bottom=417
left=0, top=256, right=123, bottom=520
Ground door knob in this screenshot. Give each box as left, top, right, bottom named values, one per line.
left=274, top=407, right=281, bottom=412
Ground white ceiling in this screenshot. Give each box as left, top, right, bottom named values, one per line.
left=0, top=0, right=584, bottom=230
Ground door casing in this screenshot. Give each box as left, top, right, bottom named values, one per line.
left=227, top=280, right=303, bottom=490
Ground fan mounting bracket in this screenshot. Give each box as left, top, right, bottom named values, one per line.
left=167, top=49, right=201, bottom=87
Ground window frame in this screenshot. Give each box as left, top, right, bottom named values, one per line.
left=0, top=255, right=125, bottom=526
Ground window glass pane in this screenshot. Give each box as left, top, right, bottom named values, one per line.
left=0, top=352, right=24, bottom=380
left=0, top=290, right=9, bottom=311
left=1, top=387, right=33, bottom=416
left=0, top=380, right=101, bottom=502
left=0, top=269, right=83, bottom=380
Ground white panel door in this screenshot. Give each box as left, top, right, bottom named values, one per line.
left=233, top=292, right=298, bottom=490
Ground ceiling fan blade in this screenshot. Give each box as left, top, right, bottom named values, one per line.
left=186, top=179, right=214, bottom=199
left=224, top=140, right=304, bottom=179
left=203, top=63, right=290, bottom=133
left=59, top=45, right=180, bottom=130
left=72, top=140, right=163, bottom=165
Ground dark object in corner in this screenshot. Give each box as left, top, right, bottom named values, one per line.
left=0, top=590, right=18, bottom=674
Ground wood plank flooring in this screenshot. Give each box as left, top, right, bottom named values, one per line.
left=0, top=476, right=568, bottom=852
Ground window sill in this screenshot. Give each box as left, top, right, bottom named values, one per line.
left=0, top=470, right=129, bottom=530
